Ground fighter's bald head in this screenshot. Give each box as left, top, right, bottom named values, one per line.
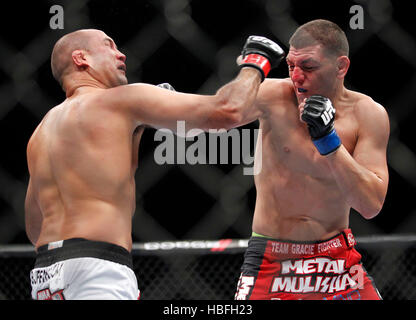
left=51, top=29, right=101, bottom=88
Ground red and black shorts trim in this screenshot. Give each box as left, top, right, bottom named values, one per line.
left=235, top=229, right=382, bottom=300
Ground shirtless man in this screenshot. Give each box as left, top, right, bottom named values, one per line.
left=25, top=29, right=284, bottom=300
left=234, top=20, right=389, bottom=300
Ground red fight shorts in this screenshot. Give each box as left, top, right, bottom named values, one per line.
left=235, top=229, right=381, bottom=300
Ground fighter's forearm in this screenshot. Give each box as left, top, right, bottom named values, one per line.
left=325, top=146, right=387, bottom=219
left=207, top=35, right=285, bottom=130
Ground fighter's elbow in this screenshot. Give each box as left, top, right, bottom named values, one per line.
left=221, top=105, right=244, bottom=130
left=207, top=97, right=243, bottom=130
left=359, top=208, right=381, bottom=220
left=357, top=199, right=384, bottom=220
left=354, top=178, right=387, bottom=220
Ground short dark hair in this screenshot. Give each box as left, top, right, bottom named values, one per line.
left=289, top=19, right=349, bottom=57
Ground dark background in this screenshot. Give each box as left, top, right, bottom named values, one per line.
left=0, top=0, right=415, bottom=245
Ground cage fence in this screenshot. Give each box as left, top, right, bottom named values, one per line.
left=0, top=235, right=415, bottom=300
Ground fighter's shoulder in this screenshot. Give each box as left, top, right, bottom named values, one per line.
left=350, top=90, right=389, bottom=122
left=27, top=104, right=61, bottom=154
left=65, top=89, right=132, bottom=126
left=105, top=82, right=154, bottom=96
left=257, top=77, right=293, bottom=103
left=260, top=77, right=293, bottom=94
left=349, top=90, right=390, bottom=137
left=83, top=86, right=135, bottom=111
left=33, top=104, right=61, bottom=133
left=97, top=83, right=159, bottom=110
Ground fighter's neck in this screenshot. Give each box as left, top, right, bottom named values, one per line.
left=66, top=83, right=106, bottom=98
left=328, top=84, right=348, bottom=104
left=64, top=76, right=108, bottom=98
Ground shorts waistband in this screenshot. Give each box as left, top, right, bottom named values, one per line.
left=251, top=229, right=356, bottom=256
left=35, top=238, right=133, bottom=269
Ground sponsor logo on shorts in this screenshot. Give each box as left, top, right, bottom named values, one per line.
left=30, top=262, right=63, bottom=286
left=36, top=288, right=65, bottom=300
left=270, top=238, right=344, bottom=255
left=235, top=274, right=255, bottom=300
left=270, top=257, right=363, bottom=294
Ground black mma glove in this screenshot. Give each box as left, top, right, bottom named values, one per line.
left=301, top=95, right=341, bottom=156
left=157, top=83, right=176, bottom=91
left=240, top=35, right=285, bottom=82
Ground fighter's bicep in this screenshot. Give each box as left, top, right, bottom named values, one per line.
left=110, top=84, right=215, bottom=131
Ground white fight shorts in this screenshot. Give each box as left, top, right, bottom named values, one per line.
left=30, top=238, right=140, bottom=300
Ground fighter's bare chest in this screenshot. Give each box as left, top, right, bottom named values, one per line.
left=261, top=103, right=358, bottom=174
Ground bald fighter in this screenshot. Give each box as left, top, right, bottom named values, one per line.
left=25, top=29, right=285, bottom=300
left=233, top=20, right=389, bottom=300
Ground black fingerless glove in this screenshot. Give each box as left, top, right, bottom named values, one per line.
left=301, top=95, right=341, bottom=155
left=240, top=36, right=285, bottom=82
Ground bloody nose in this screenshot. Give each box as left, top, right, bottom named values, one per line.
left=291, top=66, right=304, bottom=83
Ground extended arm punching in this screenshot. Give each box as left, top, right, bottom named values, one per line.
left=105, top=36, right=285, bottom=133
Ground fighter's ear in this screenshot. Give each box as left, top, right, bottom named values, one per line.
left=336, top=56, right=350, bottom=79
left=72, top=50, right=89, bottom=70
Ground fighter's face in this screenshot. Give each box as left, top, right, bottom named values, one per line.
left=286, top=44, right=340, bottom=103
left=86, top=32, right=127, bottom=87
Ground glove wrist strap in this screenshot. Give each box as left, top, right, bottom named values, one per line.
left=241, top=54, right=271, bottom=81
left=313, top=129, right=342, bottom=156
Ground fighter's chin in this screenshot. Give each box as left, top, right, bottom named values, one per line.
left=115, top=76, right=128, bottom=86
left=296, top=92, right=309, bottom=103
left=294, top=87, right=310, bottom=102
left=120, top=77, right=128, bottom=85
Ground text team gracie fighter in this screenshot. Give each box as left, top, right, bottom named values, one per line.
left=233, top=19, right=389, bottom=300
left=25, top=29, right=285, bottom=299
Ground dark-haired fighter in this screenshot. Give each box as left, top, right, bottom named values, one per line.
left=233, top=19, right=389, bottom=300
